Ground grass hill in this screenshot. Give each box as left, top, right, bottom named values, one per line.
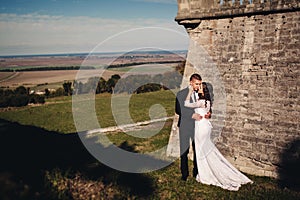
left=0, top=91, right=299, bottom=199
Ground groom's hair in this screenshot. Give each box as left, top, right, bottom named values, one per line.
left=190, top=73, right=202, bottom=81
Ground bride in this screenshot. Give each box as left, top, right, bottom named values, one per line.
left=184, top=83, right=253, bottom=191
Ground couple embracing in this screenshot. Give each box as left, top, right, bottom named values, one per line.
left=175, top=73, right=252, bottom=191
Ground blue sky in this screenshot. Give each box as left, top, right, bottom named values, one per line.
left=1, top=0, right=177, bottom=19
left=0, top=0, right=188, bottom=55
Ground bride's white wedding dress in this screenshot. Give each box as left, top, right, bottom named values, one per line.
left=185, top=99, right=253, bottom=191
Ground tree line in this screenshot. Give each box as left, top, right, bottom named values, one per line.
left=73, top=70, right=182, bottom=95
left=0, top=60, right=184, bottom=72
left=0, top=61, right=186, bottom=108
left=0, top=66, right=95, bottom=72
left=0, top=86, right=45, bottom=108
left=73, top=60, right=185, bottom=95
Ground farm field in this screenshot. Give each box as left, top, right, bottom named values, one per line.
left=0, top=72, right=18, bottom=81
left=0, top=69, right=126, bottom=89
left=0, top=51, right=186, bottom=69
left=0, top=51, right=184, bottom=89
left=0, top=63, right=178, bottom=90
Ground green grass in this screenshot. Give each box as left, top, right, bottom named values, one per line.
left=106, top=66, right=134, bottom=72
left=106, top=120, right=173, bottom=153
left=106, top=63, right=178, bottom=73
left=43, top=129, right=300, bottom=200
left=0, top=100, right=75, bottom=133
left=148, top=162, right=300, bottom=200
left=0, top=90, right=299, bottom=199
left=0, top=90, right=177, bottom=134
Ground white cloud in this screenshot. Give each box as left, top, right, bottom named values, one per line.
left=0, top=13, right=188, bottom=55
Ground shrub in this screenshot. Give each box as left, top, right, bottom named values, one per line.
left=9, top=94, right=29, bottom=107
left=29, top=94, right=45, bottom=104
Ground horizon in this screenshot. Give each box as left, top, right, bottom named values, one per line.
left=0, top=49, right=188, bottom=58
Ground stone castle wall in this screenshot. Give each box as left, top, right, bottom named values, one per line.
left=168, top=0, right=300, bottom=178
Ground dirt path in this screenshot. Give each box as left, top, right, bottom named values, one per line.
left=0, top=72, right=20, bottom=83
left=85, top=116, right=173, bottom=135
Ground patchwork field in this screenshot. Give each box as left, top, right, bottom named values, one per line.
left=0, top=51, right=185, bottom=89
left=0, top=69, right=127, bottom=88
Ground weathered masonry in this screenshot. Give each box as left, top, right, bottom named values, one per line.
left=168, top=0, right=300, bottom=182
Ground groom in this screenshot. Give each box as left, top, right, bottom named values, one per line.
left=175, top=73, right=211, bottom=181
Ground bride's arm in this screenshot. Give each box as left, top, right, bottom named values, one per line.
left=184, top=100, right=199, bottom=108
left=184, top=87, right=199, bottom=108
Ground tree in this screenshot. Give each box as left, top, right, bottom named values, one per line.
left=111, top=74, right=121, bottom=80
left=29, top=94, right=45, bottom=104
left=15, top=86, right=28, bottom=95
left=10, top=94, right=29, bottom=107
left=55, top=88, right=65, bottom=96
left=86, top=77, right=99, bottom=94
left=0, top=95, right=10, bottom=107
left=106, top=74, right=121, bottom=93
left=63, top=82, right=73, bottom=96
left=96, top=77, right=107, bottom=94
left=45, top=88, right=50, bottom=97
left=175, top=60, right=186, bottom=75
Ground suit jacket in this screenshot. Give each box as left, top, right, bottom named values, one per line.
left=175, top=84, right=212, bottom=134
left=175, top=87, right=195, bottom=134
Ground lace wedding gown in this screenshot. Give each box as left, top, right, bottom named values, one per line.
left=185, top=99, right=253, bottom=191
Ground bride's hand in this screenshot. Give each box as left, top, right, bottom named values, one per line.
left=186, top=85, right=194, bottom=101
left=204, top=112, right=211, bottom=119
left=188, top=85, right=193, bottom=92
left=192, top=113, right=202, bottom=121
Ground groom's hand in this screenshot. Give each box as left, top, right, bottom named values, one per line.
left=192, top=113, right=202, bottom=121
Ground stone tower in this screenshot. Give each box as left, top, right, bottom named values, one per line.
left=167, top=0, right=300, bottom=180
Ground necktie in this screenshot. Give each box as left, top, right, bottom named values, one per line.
left=193, top=91, right=197, bottom=102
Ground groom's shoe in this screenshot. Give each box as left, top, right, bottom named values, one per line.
left=181, top=176, right=187, bottom=181
left=193, top=169, right=198, bottom=178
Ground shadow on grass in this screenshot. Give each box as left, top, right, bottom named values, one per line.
left=0, top=118, right=162, bottom=199
left=278, top=139, right=300, bottom=192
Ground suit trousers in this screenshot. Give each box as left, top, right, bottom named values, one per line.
left=179, top=128, right=198, bottom=178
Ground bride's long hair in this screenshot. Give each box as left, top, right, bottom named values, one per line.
left=198, top=82, right=210, bottom=108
